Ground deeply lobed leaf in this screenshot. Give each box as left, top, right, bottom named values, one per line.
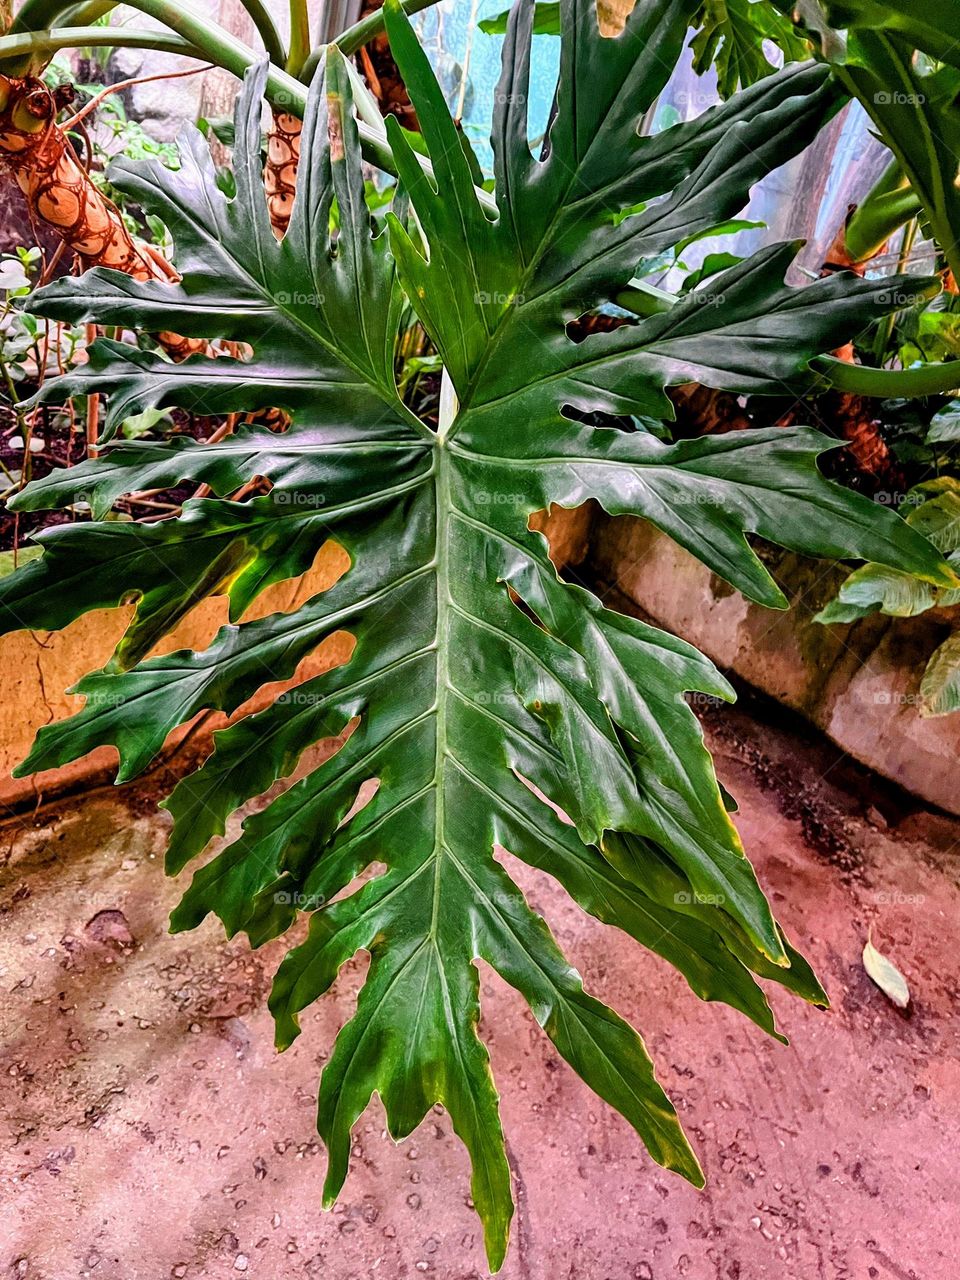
left=2, top=1, right=954, bottom=1267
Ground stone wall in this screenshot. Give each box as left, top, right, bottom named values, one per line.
left=586, top=514, right=960, bottom=816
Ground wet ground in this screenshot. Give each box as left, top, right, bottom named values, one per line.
left=1, top=699, right=958, bottom=1280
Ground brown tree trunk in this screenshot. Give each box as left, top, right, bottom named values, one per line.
left=0, top=74, right=205, bottom=359
left=265, top=110, right=302, bottom=238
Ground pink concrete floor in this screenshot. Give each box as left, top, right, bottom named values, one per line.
left=1, top=703, right=958, bottom=1280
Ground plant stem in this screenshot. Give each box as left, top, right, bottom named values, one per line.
left=871, top=215, right=918, bottom=364
left=335, top=0, right=440, bottom=58
left=286, top=0, right=309, bottom=75
left=236, top=0, right=286, bottom=67
left=0, top=25, right=205, bottom=63
left=813, top=354, right=960, bottom=398
left=12, top=0, right=287, bottom=67
left=455, top=0, right=481, bottom=122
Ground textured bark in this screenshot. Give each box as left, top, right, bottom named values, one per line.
left=0, top=74, right=205, bottom=359
left=262, top=0, right=422, bottom=241
left=816, top=215, right=898, bottom=492
left=265, top=110, right=302, bottom=239
left=357, top=0, right=418, bottom=129
left=668, top=381, right=753, bottom=435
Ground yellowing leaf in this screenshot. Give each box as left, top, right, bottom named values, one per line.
left=863, top=937, right=911, bottom=1009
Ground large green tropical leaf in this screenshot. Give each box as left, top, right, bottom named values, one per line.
left=833, top=34, right=960, bottom=282
left=2, top=0, right=955, bottom=1267
left=480, top=0, right=810, bottom=97
left=779, top=0, right=960, bottom=279
left=823, top=0, right=960, bottom=70
left=691, top=0, right=809, bottom=97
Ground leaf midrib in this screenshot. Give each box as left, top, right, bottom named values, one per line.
left=430, top=437, right=454, bottom=947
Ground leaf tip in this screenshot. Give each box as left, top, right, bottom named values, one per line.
left=683, top=1153, right=707, bottom=1191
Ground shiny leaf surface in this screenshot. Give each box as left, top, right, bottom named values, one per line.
left=2, top=2, right=954, bottom=1267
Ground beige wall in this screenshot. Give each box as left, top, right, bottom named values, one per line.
left=0, top=542, right=351, bottom=808
left=589, top=516, right=960, bottom=817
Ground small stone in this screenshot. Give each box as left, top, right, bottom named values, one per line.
left=234, top=1256, right=248, bottom=1272
left=85, top=909, right=135, bottom=948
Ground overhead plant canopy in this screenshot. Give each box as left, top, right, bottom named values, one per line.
left=480, top=0, right=809, bottom=96
left=0, top=0, right=953, bottom=1268
left=689, top=0, right=810, bottom=97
